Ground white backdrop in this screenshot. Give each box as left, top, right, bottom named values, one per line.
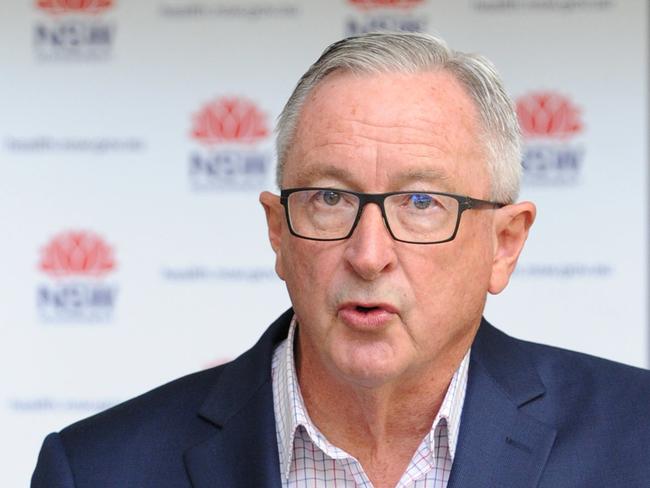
left=1, top=0, right=647, bottom=485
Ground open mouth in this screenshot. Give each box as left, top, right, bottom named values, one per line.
left=338, top=302, right=396, bottom=329
left=341, top=302, right=398, bottom=315
left=355, top=305, right=380, bottom=313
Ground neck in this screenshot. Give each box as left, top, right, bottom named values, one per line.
left=295, top=332, right=469, bottom=487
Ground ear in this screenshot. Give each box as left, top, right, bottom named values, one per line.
left=259, top=191, right=286, bottom=281
left=488, top=201, right=536, bottom=294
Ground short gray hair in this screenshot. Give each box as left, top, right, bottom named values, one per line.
left=275, top=32, right=522, bottom=203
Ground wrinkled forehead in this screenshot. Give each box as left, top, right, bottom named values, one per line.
left=284, top=70, right=490, bottom=194
left=304, top=68, right=478, bottom=125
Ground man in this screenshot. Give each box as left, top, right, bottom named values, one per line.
left=33, top=32, right=650, bottom=488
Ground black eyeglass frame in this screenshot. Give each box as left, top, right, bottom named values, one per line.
left=280, top=187, right=507, bottom=245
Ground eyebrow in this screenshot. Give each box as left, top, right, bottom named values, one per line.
left=291, top=165, right=357, bottom=188
left=391, top=168, right=451, bottom=189
left=291, top=164, right=451, bottom=191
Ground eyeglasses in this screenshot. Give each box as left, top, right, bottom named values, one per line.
left=280, top=188, right=506, bottom=245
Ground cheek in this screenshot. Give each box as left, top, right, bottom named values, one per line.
left=282, top=240, right=317, bottom=280
left=404, top=220, right=494, bottom=322
left=280, top=239, right=339, bottom=308
left=446, top=219, right=495, bottom=309
left=453, top=211, right=495, bottom=263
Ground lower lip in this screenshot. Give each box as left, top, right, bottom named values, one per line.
left=338, top=307, right=395, bottom=330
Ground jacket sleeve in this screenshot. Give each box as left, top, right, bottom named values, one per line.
left=31, top=432, right=76, bottom=488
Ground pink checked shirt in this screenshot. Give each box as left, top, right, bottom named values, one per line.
left=271, top=316, right=470, bottom=488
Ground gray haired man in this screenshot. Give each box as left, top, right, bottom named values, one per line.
left=34, top=32, right=650, bottom=488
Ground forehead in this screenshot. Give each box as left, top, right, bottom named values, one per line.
left=284, top=69, right=489, bottom=193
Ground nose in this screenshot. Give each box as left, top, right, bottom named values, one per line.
left=342, top=202, right=397, bottom=281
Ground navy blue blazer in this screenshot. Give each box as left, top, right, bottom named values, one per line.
left=33, top=309, right=650, bottom=487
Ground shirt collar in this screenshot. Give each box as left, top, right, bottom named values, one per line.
left=429, top=345, right=470, bottom=460
left=272, top=315, right=470, bottom=481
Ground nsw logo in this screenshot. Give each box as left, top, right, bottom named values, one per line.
left=516, top=91, right=585, bottom=186
left=188, top=97, right=272, bottom=191
left=37, top=230, right=118, bottom=322
left=34, top=0, right=116, bottom=61
left=345, top=0, right=427, bottom=36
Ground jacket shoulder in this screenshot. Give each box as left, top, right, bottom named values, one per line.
left=62, top=364, right=225, bottom=440
left=58, top=308, right=295, bottom=448
left=511, top=332, right=650, bottom=397
left=499, top=330, right=650, bottom=486
left=33, top=309, right=294, bottom=487
left=491, top=326, right=650, bottom=441
left=32, top=364, right=230, bottom=487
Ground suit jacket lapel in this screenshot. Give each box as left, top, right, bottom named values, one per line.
left=183, top=309, right=293, bottom=488
left=183, top=383, right=281, bottom=488
left=448, top=320, right=557, bottom=488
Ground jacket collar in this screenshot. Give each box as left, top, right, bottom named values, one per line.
left=448, top=318, right=556, bottom=488
left=184, top=309, right=293, bottom=488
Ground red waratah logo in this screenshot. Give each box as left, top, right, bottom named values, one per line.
left=348, top=0, right=424, bottom=9
left=191, top=97, right=269, bottom=145
left=36, top=0, right=113, bottom=14
left=39, top=230, right=116, bottom=277
left=516, top=92, right=583, bottom=139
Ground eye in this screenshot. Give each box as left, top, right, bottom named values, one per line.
left=409, top=193, right=434, bottom=210
left=321, top=190, right=341, bottom=206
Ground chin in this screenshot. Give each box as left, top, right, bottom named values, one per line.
left=330, top=343, right=407, bottom=389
